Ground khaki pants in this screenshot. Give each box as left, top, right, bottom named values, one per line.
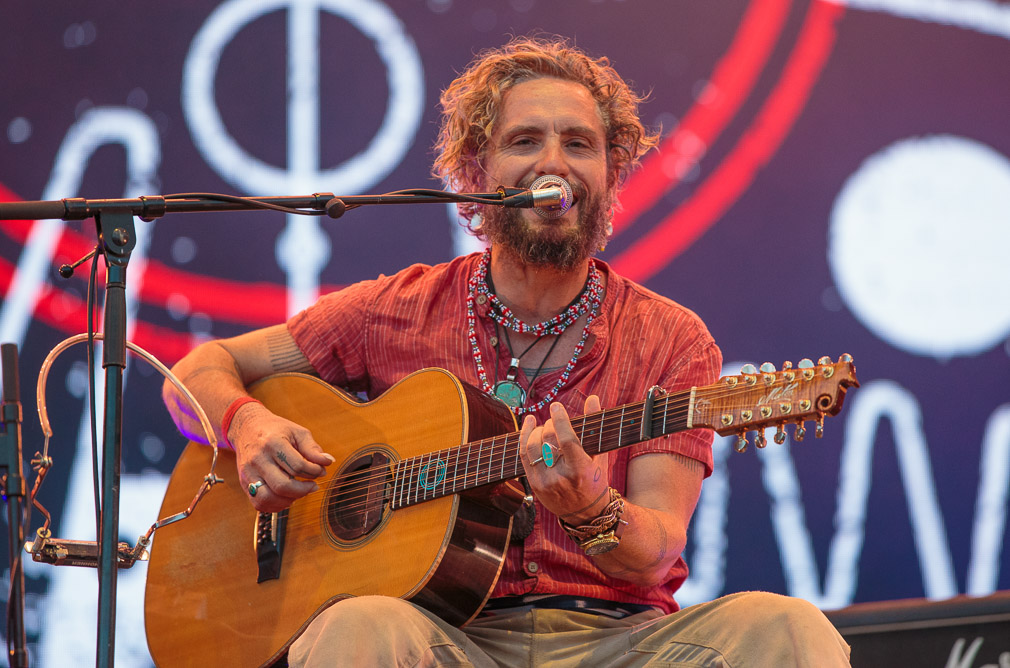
left=288, top=592, right=850, bottom=667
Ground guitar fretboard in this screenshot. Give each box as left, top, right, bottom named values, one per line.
left=389, top=388, right=693, bottom=509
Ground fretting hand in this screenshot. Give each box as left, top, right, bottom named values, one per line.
left=519, top=395, right=612, bottom=524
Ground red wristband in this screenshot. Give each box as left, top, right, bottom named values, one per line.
left=221, top=396, right=262, bottom=450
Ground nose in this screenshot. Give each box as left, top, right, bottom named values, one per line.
left=534, top=137, right=570, bottom=179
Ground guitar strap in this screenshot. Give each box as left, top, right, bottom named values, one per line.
left=510, top=476, right=536, bottom=542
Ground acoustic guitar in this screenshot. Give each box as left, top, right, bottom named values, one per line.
left=145, top=358, right=857, bottom=667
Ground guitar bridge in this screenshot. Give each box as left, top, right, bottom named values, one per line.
left=254, top=509, right=287, bottom=583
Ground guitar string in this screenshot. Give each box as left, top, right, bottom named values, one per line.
left=269, top=397, right=733, bottom=528
left=266, top=378, right=835, bottom=528
left=269, top=399, right=687, bottom=529
left=272, top=381, right=830, bottom=527
left=323, top=373, right=820, bottom=504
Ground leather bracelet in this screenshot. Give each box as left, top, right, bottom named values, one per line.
left=221, top=396, right=261, bottom=450
left=558, top=488, right=628, bottom=555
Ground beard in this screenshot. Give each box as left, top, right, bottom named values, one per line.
left=480, top=179, right=611, bottom=271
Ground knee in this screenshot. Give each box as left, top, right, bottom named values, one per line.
left=318, top=595, right=421, bottom=633
left=728, top=591, right=839, bottom=637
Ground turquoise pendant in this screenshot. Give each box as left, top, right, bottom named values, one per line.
left=493, top=380, right=526, bottom=409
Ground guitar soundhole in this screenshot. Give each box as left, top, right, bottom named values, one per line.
left=326, top=451, right=392, bottom=542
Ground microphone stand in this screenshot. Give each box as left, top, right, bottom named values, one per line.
left=0, top=184, right=553, bottom=668
left=2, top=343, right=28, bottom=668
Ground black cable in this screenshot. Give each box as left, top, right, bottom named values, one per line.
left=164, top=192, right=326, bottom=216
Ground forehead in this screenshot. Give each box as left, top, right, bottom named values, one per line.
left=494, top=77, right=605, bottom=138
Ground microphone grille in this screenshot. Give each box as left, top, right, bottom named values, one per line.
left=530, top=175, right=574, bottom=219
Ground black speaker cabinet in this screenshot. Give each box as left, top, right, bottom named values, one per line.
left=826, top=592, right=1010, bottom=667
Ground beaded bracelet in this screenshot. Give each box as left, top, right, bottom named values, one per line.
left=558, top=488, right=628, bottom=555
left=221, top=396, right=262, bottom=450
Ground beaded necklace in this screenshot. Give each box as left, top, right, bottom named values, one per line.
left=472, top=250, right=602, bottom=336
left=466, top=249, right=602, bottom=415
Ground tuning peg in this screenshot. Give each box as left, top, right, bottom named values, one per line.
left=839, top=353, right=853, bottom=363
left=794, top=423, right=806, bottom=442
left=759, top=362, right=776, bottom=373
left=797, top=358, right=814, bottom=369
left=818, top=356, right=832, bottom=365
left=755, top=432, right=767, bottom=448
left=782, top=361, right=793, bottom=370
left=740, top=363, right=757, bottom=375
left=774, top=425, right=786, bottom=445
left=815, top=415, right=825, bottom=438
left=735, top=434, right=748, bottom=453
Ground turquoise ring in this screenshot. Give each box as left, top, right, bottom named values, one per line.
left=532, top=441, right=562, bottom=468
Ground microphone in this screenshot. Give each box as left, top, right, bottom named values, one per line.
left=500, top=175, right=574, bottom=219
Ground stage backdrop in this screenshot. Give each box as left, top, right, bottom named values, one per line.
left=2, top=0, right=1009, bottom=664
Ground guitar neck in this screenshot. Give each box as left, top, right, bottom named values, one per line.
left=391, top=388, right=693, bottom=509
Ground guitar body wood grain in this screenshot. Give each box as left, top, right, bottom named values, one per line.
left=145, top=369, right=520, bottom=667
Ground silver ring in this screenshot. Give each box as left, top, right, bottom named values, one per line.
left=248, top=480, right=265, bottom=497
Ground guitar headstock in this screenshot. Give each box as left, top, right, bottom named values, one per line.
left=691, top=354, right=859, bottom=452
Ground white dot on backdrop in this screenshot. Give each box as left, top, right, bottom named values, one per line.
left=126, top=87, right=149, bottom=110
left=8, top=117, right=32, bottom=143
left=828, top=135, right=1010, bottom=359
left=63, top=21, right=97, bottom=49
left=171, top=235, right=198, bottom=264
left=140, top=433, right=165, bottom=463
left=65, top=361, right=90, bottom=399
left=189, top=312, right=213, bottom=336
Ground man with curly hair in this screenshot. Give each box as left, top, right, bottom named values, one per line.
left=164, top=35, right=850, bottom=666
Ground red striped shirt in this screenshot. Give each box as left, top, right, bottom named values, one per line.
left=288, top=252, right=722, bottom=613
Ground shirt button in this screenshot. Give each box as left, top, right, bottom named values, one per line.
left=527, top=561, right=539, bottom=573
left=489, top=336, right=498, bottom=346
left=476, top=294, right=487, bottom=305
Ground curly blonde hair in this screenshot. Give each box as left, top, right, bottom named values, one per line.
left=432, top=35, right=660, bottom=223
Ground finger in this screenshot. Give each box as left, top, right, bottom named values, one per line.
left=295, top=431, right=337, bottom=471
left=259, top=468, right=319, bottom=501
left=548, top=402, right=581, bottom=453
left=245, top=481, right=304, bottom=514
left=519, top=415, right=542, bottom=472
left=273, top=428, right=328, bottom=479
left=583, top=394, right=602, bottom=414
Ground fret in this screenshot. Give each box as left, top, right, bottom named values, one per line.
left=417, top=452, right=428, bottom=502
left=463, top=443, right=471, bottom=493
left=487, top=437, right=494, bottom=485
left=451, top=445, right=461, bottom=495
left=404, top=457, right=413, bottom=507
left=661, top=395, right=669, bottom=436
left=404, top=456, right=414, bottom=506
left=597, top=408, right=605, bottom=453
left=417, top=453, right=427, bottom=503
left=391, top=460, right=402, bottom=510
left=468, top=442, right=476, bottom=485
left=500, top=434, right=509, bottom=481
left=440, top=448, right=450, bottom=498
left=617, top=405, right=625, bottom=449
